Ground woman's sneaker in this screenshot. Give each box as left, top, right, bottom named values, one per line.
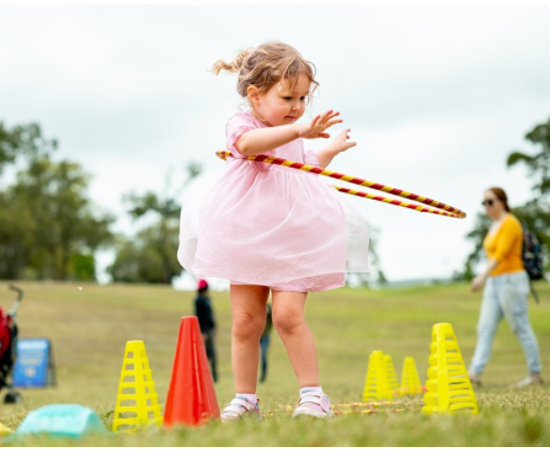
left=516, top=374, right=544, bottom=388
left=293, top=391, right=334, bottom=418
left=221, top=396, right=261, bottom=422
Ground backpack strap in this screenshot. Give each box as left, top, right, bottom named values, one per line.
left=529, top=280, right=540, bottom=304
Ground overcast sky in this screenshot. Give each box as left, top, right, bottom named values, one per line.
left=1, top=3, right=548, bottom=284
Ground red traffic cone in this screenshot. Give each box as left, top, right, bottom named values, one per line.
left=163, top=316, right=220, bottom=427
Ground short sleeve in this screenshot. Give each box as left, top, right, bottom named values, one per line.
left=492, top=217, right=521, bottom=262
left=225, top=112, right=257, bottom=158
left=303, top=148, right=320, bottom=167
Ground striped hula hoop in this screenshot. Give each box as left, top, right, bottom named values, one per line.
left=216, top=150, right=466, bottom=219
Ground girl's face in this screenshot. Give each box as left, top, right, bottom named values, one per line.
left=248, top=73, right=311, bottom=127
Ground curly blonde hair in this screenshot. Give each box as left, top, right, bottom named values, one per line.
left=213, top=42, right=319, bottom=101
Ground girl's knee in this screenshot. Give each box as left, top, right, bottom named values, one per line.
left=273, top=308, right=304, bottom=335
left=232, top=311, right=265, bottom=340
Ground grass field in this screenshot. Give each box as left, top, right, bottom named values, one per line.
left=0, top=280, right=548, bottom=446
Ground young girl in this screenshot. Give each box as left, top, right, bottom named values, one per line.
left=178, top=41, right=370, bottom=420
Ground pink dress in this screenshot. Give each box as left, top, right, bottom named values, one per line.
left=178, top=111, right=370, bottom=292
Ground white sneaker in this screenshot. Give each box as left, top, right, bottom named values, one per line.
left=293, top=392, right=334, bottom=418
left=516, top=375, right=544, bottom=388
left=221, top=396, right=261, bottom=422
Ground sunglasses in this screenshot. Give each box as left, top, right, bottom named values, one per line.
left=481, top=199, right=495, bottom=206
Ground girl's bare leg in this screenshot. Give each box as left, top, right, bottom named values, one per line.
left=229, top=284, right=269, bottom=393
left=271, top=290, right=320, bottom=388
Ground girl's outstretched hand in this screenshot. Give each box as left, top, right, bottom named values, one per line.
left=298, top=110, right=342, bottom=139
left=330, top=128, right=357, bottom=154
left=316, top=128, right=358, bottom=169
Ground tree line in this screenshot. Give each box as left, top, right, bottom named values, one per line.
left=1, top=119, right=547, bottom=284
left=0, top=123, right=114, bottom=281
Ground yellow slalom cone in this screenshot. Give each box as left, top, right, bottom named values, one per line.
left=422, top=323, right=479, bottom=415
left=399, top=357, right=423, bottom=395
left=112, top=340, right=163, bottom=432
left=363, top=350, right=392, bottom=401
left=384, top=354, right=400, bottom=396
left=0, top=422, right=13, bottom=436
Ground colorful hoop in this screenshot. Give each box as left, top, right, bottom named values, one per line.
left=216, top=151, right=467, bottom=219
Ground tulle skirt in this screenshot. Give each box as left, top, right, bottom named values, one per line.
left=178, top=158, right=370, bottom=292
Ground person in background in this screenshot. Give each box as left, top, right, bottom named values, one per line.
left=194, top=279, right=218, bottom=382
left=259, top=302, right=273, bottom=383
left=469, top=187, right=543, bottom=388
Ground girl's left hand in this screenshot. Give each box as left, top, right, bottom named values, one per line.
left=315, top=128, right=358, bottom=169
left=330, top=128, right=357, bottom=154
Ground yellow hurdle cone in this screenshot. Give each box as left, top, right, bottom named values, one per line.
left=112, top=340, right=164, bottom=433
left=0, top=422, right=13, bottom=437
left=384, top=354, right=400, bottom=396
left=363, top=350, right=392, bottom=401
left=399, top=357, right=423, bottom=395
left=422, top=323, right=479, bottom=415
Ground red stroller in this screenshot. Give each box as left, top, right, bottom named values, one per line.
left=0, top=285, right=23, bottom=403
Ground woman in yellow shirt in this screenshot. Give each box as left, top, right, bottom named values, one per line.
left=469, top=187, right=543, bottom=388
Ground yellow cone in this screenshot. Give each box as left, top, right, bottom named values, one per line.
left=363, top=350, right=392, bottom=401
left=0, top=422, right=13, bottom=436
left=112, top=340, right=163, bottom=432
left=422, top=323, right=479, bottom=415
left=384, top=354, right=400, bottom=395
left=399, top=357, right=423, bottom=395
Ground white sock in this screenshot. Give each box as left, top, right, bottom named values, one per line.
left=236, top=393, right=257, bottom=405
left=300, top=386, right=323, bottom=396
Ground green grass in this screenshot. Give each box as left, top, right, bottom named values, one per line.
left=0, top=280, right=549, bottom=446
